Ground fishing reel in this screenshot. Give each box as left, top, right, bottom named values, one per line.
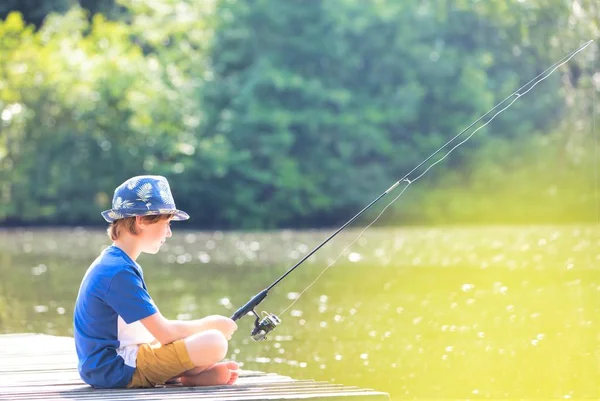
left=250, top=310, right=281, bottom=341
left=231, top=289, right=281, bottom=341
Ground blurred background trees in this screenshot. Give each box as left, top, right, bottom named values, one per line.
left=0, top=0, right=598, bottom=229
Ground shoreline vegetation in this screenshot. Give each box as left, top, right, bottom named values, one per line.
left=1, top=1, right=598, bottom=230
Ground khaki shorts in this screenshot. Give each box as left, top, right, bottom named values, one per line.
left=127, top=340, right=195, bottom=388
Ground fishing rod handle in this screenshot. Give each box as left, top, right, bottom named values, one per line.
left=230, top=289, right=268, bottom=321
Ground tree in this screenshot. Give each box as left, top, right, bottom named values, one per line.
left=0, top=0, right=121, bottom=28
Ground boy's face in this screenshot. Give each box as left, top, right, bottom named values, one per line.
left=139, top=216, right=173, bottom=254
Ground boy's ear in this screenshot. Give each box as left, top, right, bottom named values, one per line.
left=135, top=216, right=146, bottom=230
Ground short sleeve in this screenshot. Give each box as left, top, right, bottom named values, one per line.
left=105, top=269, right=158, bottom=324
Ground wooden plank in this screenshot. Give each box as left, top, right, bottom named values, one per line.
left=0, top=373, right=298, bottom=387
left=0, top=386, right=386, bottom=401
left=0, top=334, right=389, bottom=401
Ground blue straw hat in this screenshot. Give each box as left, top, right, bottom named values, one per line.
left=101, top=175, right=190, bottom=223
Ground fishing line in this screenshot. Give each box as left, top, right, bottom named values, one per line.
left=231, top=40, right=594, bottom=341
left=278, top=39, right=595, bottom=317
left=279, top=179, right=412, bottom=316
left=594, top=41, right=599, bottom=226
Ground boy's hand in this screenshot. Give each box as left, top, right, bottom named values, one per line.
left=201, top=315, right=238, bottom=340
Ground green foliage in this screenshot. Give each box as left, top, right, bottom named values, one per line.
left=0, top=0, right=597, bottom=228
left=0, top=0, right=120, bottom=27
left=0, top=8, right=204, bottom=223
left=0, top=0, right=73, bottom=27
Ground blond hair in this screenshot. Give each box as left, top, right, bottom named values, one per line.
left=107, top=214, right=174, bottom=241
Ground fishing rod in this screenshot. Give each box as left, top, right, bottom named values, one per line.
left=230, top=39, right=594, bottom=341
left=230, top=181, right=399, bottom=340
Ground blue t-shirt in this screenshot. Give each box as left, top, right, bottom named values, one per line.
left=73, top=245, right=158, bottom=388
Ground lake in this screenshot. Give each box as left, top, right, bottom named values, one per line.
left=0, top=225, right=598, bottom=399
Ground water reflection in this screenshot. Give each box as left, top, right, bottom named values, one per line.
left=0, top=225, right=599, bottom=398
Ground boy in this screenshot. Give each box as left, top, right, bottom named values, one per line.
left=74, top=175, right=239, bottom=389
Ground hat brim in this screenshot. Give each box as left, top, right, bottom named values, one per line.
left=101, top=208, right=190, bottom=223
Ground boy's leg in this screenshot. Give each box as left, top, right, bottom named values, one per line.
left=178, top=329, right=239, bottom=386
left=183, top=329, right=228, bottom=367
left=128, top=329, right=235, bottom=388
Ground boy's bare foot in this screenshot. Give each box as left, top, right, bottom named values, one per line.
left=227, top=362, right=239, bottom=385
left=180, top=361, right=239, bottom=386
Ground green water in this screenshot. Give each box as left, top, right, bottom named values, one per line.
left=0, top=225, right=599, bottom=399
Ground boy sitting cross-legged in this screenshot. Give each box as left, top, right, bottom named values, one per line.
left=74, top=175, right=239, bottom=389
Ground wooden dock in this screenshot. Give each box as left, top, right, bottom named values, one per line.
left=0, top=334, right=389, bottom=400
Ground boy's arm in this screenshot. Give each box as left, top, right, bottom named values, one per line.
left=141, top=312, right=237, bottom=345
left=179, top=315, right=238, bottom=337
